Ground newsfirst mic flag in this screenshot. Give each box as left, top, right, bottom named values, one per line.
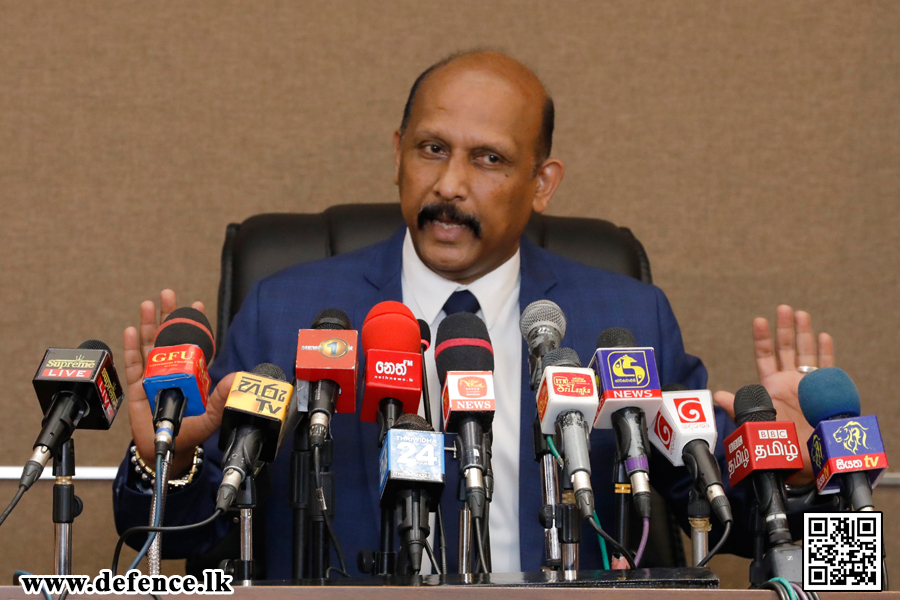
left=143, top=344, right=211, bottom=418
left=807, top=415, right=888, bottom=494
left=649, top=389, right=717, bottom=467
left=33, top=348, right=124, bottom=429
left=724, top=421, right=804, bottom=486
left=589, top=347, right=663, bottom=429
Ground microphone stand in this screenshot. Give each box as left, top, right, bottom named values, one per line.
left=457, top=468, right=472, bottom=574
left=559, top=474, right=579, bottom=577
left=688, top=487, right=711, bottom=567
left=233, top=472, right=257, bottom=585
left=614, top=456, right=631, bottom=551
left=482, top=431, right=493, bottom=572
left=309, top=438, right=334, bottom=579
left=533, top=418, right=562, bottom=570
left=53, top=439, right=82, bottom=576
left=290, top=416, right=311, bottom=580
left=148, top=449, right=172, bottom=575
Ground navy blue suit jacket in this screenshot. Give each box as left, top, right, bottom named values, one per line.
left=114, top=227, right=750, bottom=577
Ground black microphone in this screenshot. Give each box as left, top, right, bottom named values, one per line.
left=24, top=340, right=124, bottom=489
left=519, top=300, right=567, bottom=390
left=435, top=313, right=495, bottom=521
left=733, top=384, right=792, bottom=548
left=389, top=413, right=444, bottom=574
left=306, top=309, right=353, bottom=447
left=216, top=363, right=296, bottom=511
left=656, top=383, right=733, bottom=526
left=595, top=327, right=654, bottom=519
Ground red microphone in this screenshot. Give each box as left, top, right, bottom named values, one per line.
left=360, top=301, right=423, bottom=425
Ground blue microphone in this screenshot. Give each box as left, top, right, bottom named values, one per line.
left=799, top=367, right=887, bottom=510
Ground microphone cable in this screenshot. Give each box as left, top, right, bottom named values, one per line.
left=546, top=434, right=613, bottom=570
left=0, top=486, right=27, bottom=529
left=112, top=509, right=225, bottom=575
left=127, top=453, right=165, bottom=571
left=696, top=520, right=732, bottom=567
left=313, top=445, right=349, bottom=578
left=473, top=516, right=489, bottom=574
left=634, top=517, right=650, bottom=567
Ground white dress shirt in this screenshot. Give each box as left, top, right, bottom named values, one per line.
left=400, top=229, right=523, bottom=573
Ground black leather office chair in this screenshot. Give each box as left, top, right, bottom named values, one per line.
left=197, top=202, right=685, bottom=575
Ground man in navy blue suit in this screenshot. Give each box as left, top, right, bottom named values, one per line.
left=115, top=51, right=834, bottom=577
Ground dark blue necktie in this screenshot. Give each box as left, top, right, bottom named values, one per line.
left=442, top=289, right=481, bottom=315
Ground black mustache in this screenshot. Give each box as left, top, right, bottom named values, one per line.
left=417, top=203, right=482, bottom=238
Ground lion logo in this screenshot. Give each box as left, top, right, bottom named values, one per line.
left=810, top=434, right=824, bottom=468
left=833, top=421, right=869, bottom=454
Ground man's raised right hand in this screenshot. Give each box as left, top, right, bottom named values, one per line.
left=124, top=289, right=235, bottom=477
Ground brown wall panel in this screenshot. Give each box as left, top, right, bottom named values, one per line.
left=0, top=0, right=896, bottom=587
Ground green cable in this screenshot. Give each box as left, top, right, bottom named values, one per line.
left=545, top=436, right=610, bottom=569
left=769, top=577, right=799, bottom=600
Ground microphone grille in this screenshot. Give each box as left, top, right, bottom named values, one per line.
left=798, top=367, right=861, bottom=425
left=312, top=308, right=351, bottom=330
left=662, top=383, right=688, bottom=392
left=418, top=319, right=431, bottom=351
left=393, top=413, right=434, bottom=432
left=252, top=362, right=287, bottom=382
left=155, top=307, right=216, bottom=363
left=542, top=347, right=582, bottom=368
left=734, top=384, right=776, bottom=425
left=596, top=327, right=637, bottom=348
left=78, top=339, right=111, bottom=353
left=519, top=300, right=566, bottom=339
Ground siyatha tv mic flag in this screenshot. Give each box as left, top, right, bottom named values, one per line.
left=808, top=415, right=888, bottom=494
left=724, top=421, right=804, bottom=487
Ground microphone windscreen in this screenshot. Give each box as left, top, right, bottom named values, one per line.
left=361, top=301, right=420, bottom=353
left=418, top=319, right=431, bottom=351
left=79, top=339, right=112, bottom=353
left=252, top=362, right=287, bottom=382
left=519, top=300, right=567, bottom=339
left=155, top=307, right=216, bottom=363
left=596, top=327, right=637, bottom=349
left=393, top=413, right=434, bottom=432
left=734, top=384, right=776, bottom=425
left=661, top=383, right=688, bottom=392
left=542, top=347, right=581, bottom=368
left=312, top=308, right=351, bottom=330
left=435, top=312, right=494, bottom=385
left=798, top=367, right=861, bottom=425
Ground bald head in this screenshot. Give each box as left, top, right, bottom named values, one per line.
left=400, top=51, right=555, bottom=170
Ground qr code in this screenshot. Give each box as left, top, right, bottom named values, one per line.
left=803, top=512, right=882, bottom=591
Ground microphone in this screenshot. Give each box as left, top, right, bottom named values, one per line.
left=519, top=300, right=566, bottom=390
left=650, top=384, right=732, bottom=526
left=294, top=309, right=357, bottom=447
left=359, top=302, right=423, bottom=431
left=799, top=368, right=887, bottom=510
left=24, top=340, right=124, bottom=489
left=435, top=312, right=495, bottom=521
left=590, top=327, right=662, bottom=519
left=216, top=363, right=297, bottom=511
left=142, top=307, right=215, bottom=456
left=535, top=347, right=598, bottom=519
left=379, top=413, right=444, bottom=574
left=724, top=384, right=803, bottom=547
